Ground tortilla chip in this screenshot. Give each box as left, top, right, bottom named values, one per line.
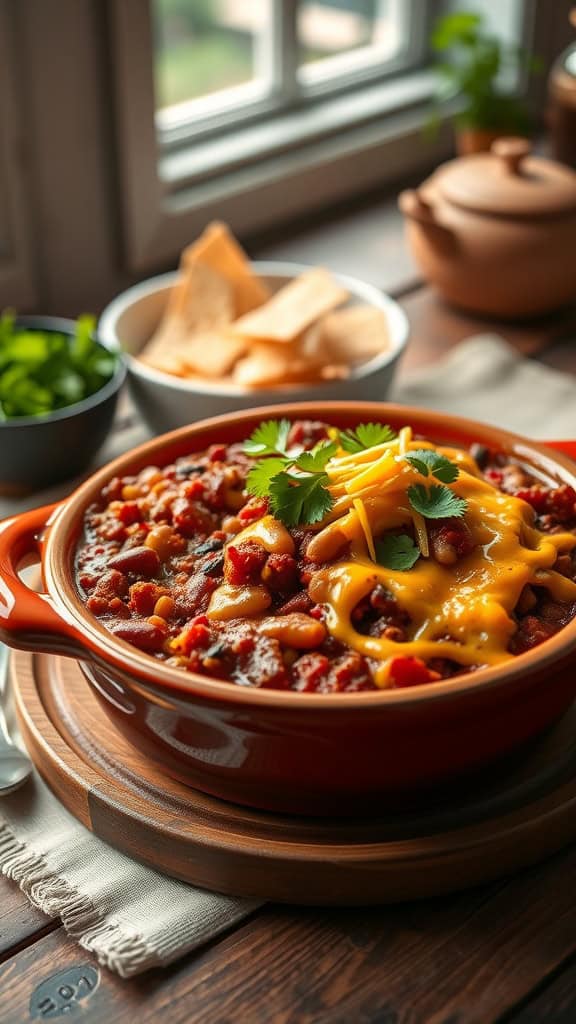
left=317, top=305, right=390, bottom=365
left=140, top=258, right=234, bottom=373
left=181, top=221, right=270, bottom=316
left=166, top=260, right=233, bottom=330
left=140, top=324, right=247, bottom=379
left=232, top=337, right=309, bottom=388
left=230, top=268, right=349, bottom=343
left=231, top=324, right=349, bottom=389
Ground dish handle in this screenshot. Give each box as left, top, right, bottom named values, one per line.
left=545, top=440, right=576, bottom=460
left=0, top=503, right=84, bottom=658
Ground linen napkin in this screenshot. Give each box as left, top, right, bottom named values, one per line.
left=2, top=332, right=576, bottom=978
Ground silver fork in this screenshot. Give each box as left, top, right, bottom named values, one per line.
left=0, top=644, right=32, bottom=794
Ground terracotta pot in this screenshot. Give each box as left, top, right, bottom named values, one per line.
left=455, top=128, right=503, bottom=155
left=399, top=137, right=576, bottom=319
left=2, top=402, right=576, bottom=816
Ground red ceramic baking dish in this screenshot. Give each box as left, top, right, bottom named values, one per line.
left=2, top=401, right=576, bottom=816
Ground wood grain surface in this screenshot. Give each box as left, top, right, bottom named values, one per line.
left=0, top=886, right=58, bottom=962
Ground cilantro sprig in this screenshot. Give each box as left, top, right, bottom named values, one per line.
left=0, top=311, right=117, bottom=420
left=244, top=420, right=336, bottom=526
left=269, top=470, right=334, bottom=527
left=243, top=418, right=291, bottom=457
left=339, top=422, right=396, bottom=453
left=243, top=419, right=469, bottom=533
left=407, top=483, right=467, bottom=520
left=404, top=449, right=459, bottom=484
left=403, top=449, right=467, bottom=520
left=375, top=534, right=420, bottom=571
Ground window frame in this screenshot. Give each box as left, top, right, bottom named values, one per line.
left=111, top=0, right=453, bottom=273
left=156, top=0, right=429, bottom=151
left=0, top=2, right=37, bottom=310
left=3, top=0, right=572, bottom=316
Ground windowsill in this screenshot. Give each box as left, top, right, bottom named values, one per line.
left=160, top=68, right=438, bottom=191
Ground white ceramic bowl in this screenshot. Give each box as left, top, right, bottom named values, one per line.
left=98, top=261, right=409, bottom=434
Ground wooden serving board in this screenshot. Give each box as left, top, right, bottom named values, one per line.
left=11, top=649, right=576, bottom=905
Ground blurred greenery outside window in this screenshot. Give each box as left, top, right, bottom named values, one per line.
left=152, top=0, right=411, bottom=135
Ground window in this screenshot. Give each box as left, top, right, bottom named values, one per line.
left=153, top=1, right=423, bottom=146
left=2, top=0, right=564, bottom=312
left=113, top=0, right=449, bottom=271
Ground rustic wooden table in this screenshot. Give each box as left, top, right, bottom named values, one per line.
left=3, top=197, right=576, bottom=1023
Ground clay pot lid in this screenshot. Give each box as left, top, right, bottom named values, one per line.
left=436, top=138, right=576, bottom=218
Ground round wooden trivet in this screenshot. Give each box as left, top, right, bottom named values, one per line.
left=11, top=649, right=576, bottom=904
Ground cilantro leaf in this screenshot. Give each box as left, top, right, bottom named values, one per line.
left=294, top=440, right=338, bottom=473
left=407, top=484, right=467, bottom=519
left=269, top=471, right=334, bottom=527
left=404, top=449, right=459, bottom=484
left=243, top=419, right=291, bottom=457
left=246, top=458, right=287, bottom=498
left=0, top=311, right=117, bottom=420
left=339, top=422, right=396, bottom=453
left=375, top=534, right=420, bottom=571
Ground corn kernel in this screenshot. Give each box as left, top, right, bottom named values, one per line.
left=154, top=595, right=174, bottom=619
left=121, top=484, right=140, bottom=500
left=145, top=525, right=174, bottom=559
left=148, top=614, right=167, bottom=630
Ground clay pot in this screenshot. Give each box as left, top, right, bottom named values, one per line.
left=399, top=137, right=576, bottom=319
left=455, top=128, right=503, bottom=156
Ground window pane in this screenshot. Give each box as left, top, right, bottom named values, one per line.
left=152, top=0, right=273, bottom=113
left=298, top=0, right=405, bottom=75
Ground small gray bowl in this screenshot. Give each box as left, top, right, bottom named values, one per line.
left=98, top=262, right=409, bottom=435
left=0, top=316, right=126, bottom=495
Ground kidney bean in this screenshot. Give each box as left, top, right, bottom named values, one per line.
left=110, top=619, right=166, bottom=652
left=108, top=546, right=161, bottom=577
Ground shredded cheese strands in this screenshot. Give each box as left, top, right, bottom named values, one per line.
left=352, top=498, right=376, bottom=562
left=398, top=425, right=412, bottom=455
left=208, top=425, right=576, bottom=688
left=410, top=507, right=429, bottom=558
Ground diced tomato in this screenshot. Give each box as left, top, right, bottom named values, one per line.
left=208, top=444, right=227, bottom=462
left=389, top=656, right=441, bottom=688
left=238, top=497, right=268, bottom=523
left=174, top=615, right=211, bottom=655
left=225, top=542, right=268, bottom=586
left=116, top=502, right=141, bottom=526
left=129, top=581, right=164, bottom=616
left=183, top=478, right=206, bottom=500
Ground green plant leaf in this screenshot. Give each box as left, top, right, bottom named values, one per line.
left=269, top=470, right=334, bottom=527
left=408, top=484, right=467, bottom=520
left=375, top=534, right=420, bottom=571
left=294, top=440, right=338, bottom=472
left=245, top=458, right=287, bottom=498
left=243, top=419, right=291, bottom=457
left=339, top=423, right=396, bottom=454
left=404, top=449, right=459, bottom=484
left=0, top=311, right=115, bottom=419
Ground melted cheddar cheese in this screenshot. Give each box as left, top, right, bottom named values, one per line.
left=209, top=433, right=576, bottom=687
